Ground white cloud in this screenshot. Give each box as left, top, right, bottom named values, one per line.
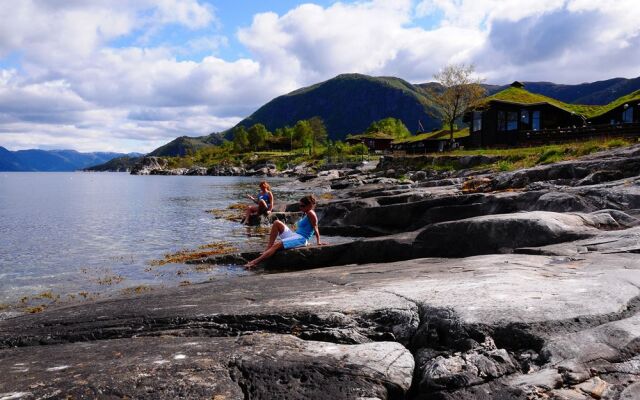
left=237, top=0, right=485, bottom=84
left=415, top=0, right=640, bottom=82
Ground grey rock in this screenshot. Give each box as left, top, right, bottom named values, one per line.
left=413, top=170, right=428, bottom=181
left=185, top=166, right=208, bottom=175
left=130, top=156, right=168, bottom=175
left=0, top=334, right=413, bottom=400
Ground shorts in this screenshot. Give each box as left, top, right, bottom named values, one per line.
left=278, top=225, right=309, bottom=249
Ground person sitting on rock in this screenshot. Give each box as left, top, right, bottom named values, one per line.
left=242, top=181, right=274, bottom=224
left=245, top=194, right=324, bottom=268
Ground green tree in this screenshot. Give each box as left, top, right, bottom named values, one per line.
left=247, top=123, right=269, bottom=150
left=326, top=140, right=347, bottom=162
left=365, top=117, right=410, bottom=139
left=282, top=126, right=295, bottom=151
left=220, top=139, right=233, bottom=152
left=349, top=143, right=369, bottom=161
left=427, top=63, right=486, bottom=142
left=232, top=126, right=249, bottom=152
left=293, top=120, right=313, bottom=150
left=308, top=116, right=328, bottom=155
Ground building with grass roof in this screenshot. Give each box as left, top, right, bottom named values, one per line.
left=465, top=81, right=601, bottom=147
left=587, top=89, right=640, bottom=126
left=465, top=82, right=640, bottom=147
left=345, top=132, right=395, bottom=152
left=391, top=128, right=470, bottom=153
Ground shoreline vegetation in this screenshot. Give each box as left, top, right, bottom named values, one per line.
left=123, top=136, right=638, bottom=178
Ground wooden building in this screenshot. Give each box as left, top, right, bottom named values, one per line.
left=465, top=83, right=640, bottom=148
left=345, top=132, right=394, bottom=152
left=391, top=128, right=470, bottom=154
left=465, top=82, right=594, bottom=147
left=588, top=89, right=640, bottom=125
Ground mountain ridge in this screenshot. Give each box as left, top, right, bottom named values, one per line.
left=0, top=148, right=142, bottom=171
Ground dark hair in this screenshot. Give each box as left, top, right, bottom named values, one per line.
left=299, top=194, right=316, bottom=207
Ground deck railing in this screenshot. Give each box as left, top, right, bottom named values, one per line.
left=517, top=122, right=640, bottom=145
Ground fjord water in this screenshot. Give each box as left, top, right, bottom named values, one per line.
left=0, top=172, right=293, bottom=305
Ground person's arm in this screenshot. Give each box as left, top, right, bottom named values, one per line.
left=267, top=191, right=274, bottom=212
left=246, top=193, right=257, bottom=203
left=308, top=211, right=324, bottom=245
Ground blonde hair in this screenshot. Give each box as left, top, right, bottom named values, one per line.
left=259, top=181, right=271, bottom=191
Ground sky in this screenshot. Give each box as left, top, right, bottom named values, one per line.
left=1, top=0, right=639, bottom=153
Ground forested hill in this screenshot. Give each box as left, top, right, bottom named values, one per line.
left=230, top=73, right=440, bottom=141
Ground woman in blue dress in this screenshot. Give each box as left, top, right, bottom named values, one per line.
left=245, top=194, right=324, bottom=268
left=242, top=181, right=274, bottom=224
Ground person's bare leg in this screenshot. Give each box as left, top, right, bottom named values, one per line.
left=245, top=241, right=283, bottom=268
left=243, top=205, right=257, bottom=224
left=267, top=220, right=286, bottom=248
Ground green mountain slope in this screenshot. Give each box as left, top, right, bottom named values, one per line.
left=231, top=73, right=439, bottom=141
left=148, top=134, right=224, bottom=157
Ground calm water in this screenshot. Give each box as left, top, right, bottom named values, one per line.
left=0, top=172, right=307, bottom=307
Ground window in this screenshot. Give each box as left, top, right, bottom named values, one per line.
left=623, top=107, right=633, bottom=123
left=497, top=111, right=506, bottom=131
left=473, top=111, right=482, bottom=132
left=532, top=111, right=540, bottom=130
left=507, top=112, right=518, bottom=131
left=520, top=110, right=530, bottom=130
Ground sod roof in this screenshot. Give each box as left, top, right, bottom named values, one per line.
left=393, top=128, right=470, bottom=144
left=590, top=89, right=640, bottom=118
left=479, top=87, right=605, bottom=117
left=346, top=132, right=395, bottom=141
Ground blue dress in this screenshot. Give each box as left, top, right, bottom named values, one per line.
left=281, top=214, right=315, bottom=249
left=258, top=192, right=271, bottom=208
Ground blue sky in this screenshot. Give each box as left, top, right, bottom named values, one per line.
left=0, top=0, right=639, bottom=153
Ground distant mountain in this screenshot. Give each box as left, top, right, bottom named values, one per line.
left=0, top=146, right=22, bottom=171
left=148, top=73, right=640, bottom=157
left=84, top=156, right=142, bottom=172
left=0, top=148, right=142, bottom=171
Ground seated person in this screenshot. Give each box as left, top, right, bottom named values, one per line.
left=245, top=195, right=324, bottom=268
left=242, top=181, right=273, bottom=224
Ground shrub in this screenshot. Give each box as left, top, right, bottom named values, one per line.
left=537, top=148, right=564, bottom=164
left=496, top=160, right=514, bottom=171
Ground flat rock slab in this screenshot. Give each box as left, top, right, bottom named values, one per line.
left=0, top=334, right=413, bottom=400
left=2, top=252, right=639, bottom=348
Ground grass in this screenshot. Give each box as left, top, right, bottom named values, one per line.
left=483, top=87, right=604, bottom=117
left=393, top=128, right=470, bottom=144
left=421, top=137, right=636, bottom=172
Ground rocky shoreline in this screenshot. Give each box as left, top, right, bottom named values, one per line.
left=3, top=145, right=640, bottom=399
